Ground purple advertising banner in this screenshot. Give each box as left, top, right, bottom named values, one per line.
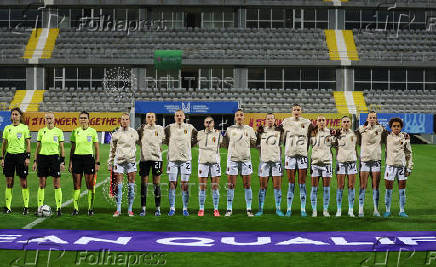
left=0, top=229, right=436, bottom=252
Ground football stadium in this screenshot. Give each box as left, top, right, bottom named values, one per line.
left=0, top=0, right=436, bottom=266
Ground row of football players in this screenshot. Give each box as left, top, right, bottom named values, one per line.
left=0, top=106, right=413, bottom=218
left=110, top=105, right=413, bottom=218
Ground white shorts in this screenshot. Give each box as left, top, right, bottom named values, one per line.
left=198, top=163, right=221, bottom=178
left=114, top=161, right=137, bottom=174
left=360, top=160, right=382, bottom=173
left=167, top=161, right=191, bottom=182
left=311, top=164, right=333, bottom=178
left=258, top=161, right=283, bottom=177
left=226, top=160, right=253, bottom=176
left=284, top=156, right=308, bottom=170
left=384, top=165, right=407, bottom=181
left=336, top=162, right=358, bottom=175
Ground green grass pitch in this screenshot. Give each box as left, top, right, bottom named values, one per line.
left=0, top=143, right=435, bottom=266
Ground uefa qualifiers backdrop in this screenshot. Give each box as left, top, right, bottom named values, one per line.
left=24, top=112, right=123, bottom=131
left=0, top=111, right=11, bottom=131
left=359, top=113, right=434, bottom=134
left=244, top=113, right=351, bottom=131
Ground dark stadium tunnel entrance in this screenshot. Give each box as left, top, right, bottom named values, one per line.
left=186, top=12, right=201, bottom=28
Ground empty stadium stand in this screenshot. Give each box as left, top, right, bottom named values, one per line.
left=364, top=89, right=436, bottom=113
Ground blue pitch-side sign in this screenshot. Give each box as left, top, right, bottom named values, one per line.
left=360, top=113, right=434, bottom=134
left=135, top=101, right=239, bottom=114
left=0, top=229, right=436, bottom=252
left=0, top=111, right=10, bottom=131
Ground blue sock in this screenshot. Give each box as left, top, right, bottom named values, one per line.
left=348, top=188, right=355, bottom=210
left=373, top=189, right=379, bottom=209
left=245, top=188, right=252, bottom=210
left=212, top=189, right=219, bottom=210
left=128, top=183, right=135, bottom=212
left=359, top=188, right=366, bottom=209
left=258, top=189, right=266, bottom=211
left=323, top=186, right=330, bottom=210
left=227, top=188, right=234, bottom=211
left=182, top=190, right=189, bottom=210
left=310, top=186, right=318, bottom=211
left=336, top=189, right=343, bottom=210
left=385, top=189, right=393, bottom=213
left=169, top=188, right=176, bottom=210
left=273, top=189, right=281, bottom=210
left=399, top=189, right=406, bottom=213
left=299, top=184, right=307, bottom=211
left=287, top=183, right=295, bottom=211
left=117, top=183, right=123, bottom=212
left=199, top=189, right=206, bottom=210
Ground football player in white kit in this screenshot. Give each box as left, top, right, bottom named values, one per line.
left=309, top=116, right=334, bottom=217
left=164, top=110, right=198, bottom=216
left=358, top=111, right=387, bottom=217
left=334, top=116, right=358, bottom=217
left=196, top=117, right=223, bottom=216
left=383, top=117, right=413, bottom=218
left=224, top=109, right=257, bottom=216
left=282, top=104, right=314, bottom=217
left=137, top=112, right=165, bottom=216
left=255, top=113, right=284, bottom=216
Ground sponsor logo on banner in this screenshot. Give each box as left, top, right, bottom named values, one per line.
left=360, top=113, right=434, bottom=134
left=0, top=229, right=435, bottom=252
left=25, top=112, right=123, bottom=131
left=244, top=113, right=350, bottom=131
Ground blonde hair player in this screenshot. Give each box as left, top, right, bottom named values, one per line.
left=281, top=104, right=314, bottom=217
left=33, top=112, right=65, bottom=216
left=255, top=113, right=285, bottom=216
left=357, top=111, right=387, bottom=217
left=383, top=117, right=413, bottom=218
left=334, top=116, right=358, bottom=217
left=137, top=112, right=165, bottom=216
left=196, top=116, right=223, bottom=216
left=308, top=115, right=335, bottom=217
left=223, top=109, right=257, bottom=217
left=1, top=107, right=31, bottom=214
left=108, top=113, right=139, bottom=217
left=164, top=109, right=198, bottom=216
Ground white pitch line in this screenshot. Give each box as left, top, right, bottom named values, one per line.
left=22, top=177, right=109, bottom=229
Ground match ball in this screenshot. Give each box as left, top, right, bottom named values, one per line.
left=38, top=205, right=52, bottom=217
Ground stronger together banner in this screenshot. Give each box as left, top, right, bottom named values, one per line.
left=24, top=112, right=123, bottom=131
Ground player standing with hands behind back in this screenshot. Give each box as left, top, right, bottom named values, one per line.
left=164, top=110, right=197, bottom=216
left=33, top=112, right=65, bottom=216
left=196, top=117, right=223, bottom=216
left=1, top=107, right=31, bottom=214
left=255, top=113, right=284, bottom=216
left=108, top=113, right=139, bottom=217
left=223, top=109, right=257, bottom=217
left=69, top=111, right=100, bottom=216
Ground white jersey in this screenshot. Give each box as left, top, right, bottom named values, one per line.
left=385, top=132, right=413, bottom=170
left=310, top=128, right=333, bottom=165
left=138, top=124, right=165, bottom=161
left=258, top=126, right=282, bottom=162
left=165, top=123, right=196, bottom=162
left=359, top=124, right=385, bottom=162
left=282, top=117, right=312, bottom=157
left=197, top=129, right=222, bottom=164
left=108, top=127, right=139, bottom=165
left=336, top=129, right=358, bottom=163
left=226, top=124, right=257, bottom=162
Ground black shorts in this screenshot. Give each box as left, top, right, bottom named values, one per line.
left=37, top=154, right=61, bottom=178
left=139, top=161, right=163, bottom=177
left=72, top=154, right=95, bottom=175
left=3, top=153, right=28, bottom=178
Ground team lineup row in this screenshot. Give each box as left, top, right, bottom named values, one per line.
left=0, top=105, right=413, bottom=218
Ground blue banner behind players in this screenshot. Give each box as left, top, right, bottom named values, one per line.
left=360, top=113, right=434, bottom=134
left=135, top=101, right=239, bottom=114
left=0, top=111, right=11, bottom=131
